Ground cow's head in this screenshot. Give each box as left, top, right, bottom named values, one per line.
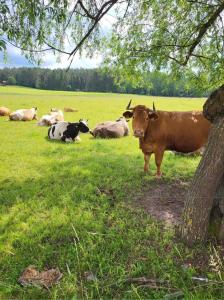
left=79, top=119, right=89, bottom=133
left=123, top=100, right=158, bottom=138
left=33, top=107, right=38, bottom=120
left=51, top=108, right=59, bottom=112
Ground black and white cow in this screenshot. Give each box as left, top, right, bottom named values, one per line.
left=48, top=120, right=89, bottom=142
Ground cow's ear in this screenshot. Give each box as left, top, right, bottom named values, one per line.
left=123, top=111, right=133, bottom=119
left=148, top=112, right=158, bottom=120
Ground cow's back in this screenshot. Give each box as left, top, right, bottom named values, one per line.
left=106, top=122, right=127, bottom=137
left=48, top=122, right=68, bottom=140
left=23, top=109, right=35, bottom=121
left=50, top=110, right=64, bottom=122
left=92, top=121, right=128, bottom=138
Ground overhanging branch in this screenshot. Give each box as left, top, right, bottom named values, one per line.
left=182, top=2, right=224, bottom=66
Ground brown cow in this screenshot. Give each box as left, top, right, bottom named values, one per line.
left=0, top=106, right=10, bottom=116
left=9, top=107, right=37, bottom=121
left=123, top=100, right=211, bottom=178
left=64, top=107, right=78, bottom=112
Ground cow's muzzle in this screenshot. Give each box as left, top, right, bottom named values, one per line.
left=133, top=129, right=144, bottom=138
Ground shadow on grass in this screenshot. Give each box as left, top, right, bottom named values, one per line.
left=0, top=147, right=154, bottom=297
left=0, top=144, right=200, bottom=298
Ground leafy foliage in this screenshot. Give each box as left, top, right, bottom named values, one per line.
left=0, top=0, right=120, bottom=64
left=1, top=1, right=224, bottom=88
left=104, top=0, right=224, bottom=88
left=0, top=39, right=6, bottom=51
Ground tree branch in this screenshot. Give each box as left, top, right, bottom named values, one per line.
left=3, top=38, right=52, bottom=53
left=69, top=0, right=118, bottom=58
left=63, top=0, right=79, bottom=32
left=186, top=0, right=220, bottom=7
left=67, top=0, right=118, bottom=69
left=44, top=41, right=71, bottom=55
left=182, top=2, right=224, bottom=66
left=78, top=0, right=96, bottom=20
left=122, top=0, right=131, bottom=20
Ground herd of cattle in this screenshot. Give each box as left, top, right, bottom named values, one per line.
left=0, top=100, right=211, bottom=177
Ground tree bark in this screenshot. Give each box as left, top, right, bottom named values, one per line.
left=210, top=174, right=224, bottom=242
left=181, top=117, right=224, bottom=246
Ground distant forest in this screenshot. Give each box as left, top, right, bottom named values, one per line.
left=0, top=67, right=205, bottom=97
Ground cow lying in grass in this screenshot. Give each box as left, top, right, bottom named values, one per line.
left=64, top=107, right=78, bottom=112
left=90, top=117, right=129, bottom=138
left=9, top=107, right=37, bottom=121
left=48, top=120, right=89, bottom=142
left=38, top=109, right=64, bottom=126
left=0, top=106, right=10, bottom=116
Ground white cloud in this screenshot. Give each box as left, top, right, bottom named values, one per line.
left=41, top=51, right=103, bottom=69
left=0, top=6, right=119, bottom=70
left=0, top=43, right=103, bottom=69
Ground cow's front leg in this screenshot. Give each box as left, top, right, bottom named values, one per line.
left=144, top=152, right=152, bottom=172
left=154, top=149, right=165, bottom=178
left=61, top=135, right=72, bottom=142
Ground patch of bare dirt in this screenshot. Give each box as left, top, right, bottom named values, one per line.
left=135, top=180, right=190, bottom=225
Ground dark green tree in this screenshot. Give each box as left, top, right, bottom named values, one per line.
left=7, top=75, right=16, bottom=85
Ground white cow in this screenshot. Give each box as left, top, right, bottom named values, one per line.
left=38, top=109, right=64, bottom=126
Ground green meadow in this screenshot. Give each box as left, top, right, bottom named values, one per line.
left=0, top=86, right=223, bottom=299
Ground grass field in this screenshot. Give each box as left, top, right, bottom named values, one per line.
left=0, top=86, right=223, bottom=299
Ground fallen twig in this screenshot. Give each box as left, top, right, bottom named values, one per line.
left=191, top=276, right=224, bottom=284
left=126, top=277, right=169, bottom=285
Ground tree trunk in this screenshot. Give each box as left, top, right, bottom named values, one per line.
left=181, top=117, right=224, bottom=246
left=210, top=174, right=224, bottom=242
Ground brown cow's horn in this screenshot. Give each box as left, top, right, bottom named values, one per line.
left=126, top=99, right=133, bottom=110
left=153, top=102, right=156, bottom=111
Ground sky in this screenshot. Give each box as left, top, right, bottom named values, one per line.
left=0, top=12, right=117, bottom=69
left=0, top=44, right=103, bottom=69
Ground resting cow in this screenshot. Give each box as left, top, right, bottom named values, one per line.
left=0, top=106, right=10, bottom=116
left=48, top=120, right=89, bottom=142
left=123, top=100, right=211, bottom=178
left=38, top=109, right=64, bottom=126
left=90, top=117, right=129, bottom=138
left=9, top=107, right=37, bottom=121
left=64, top=107, right=78, bottom=112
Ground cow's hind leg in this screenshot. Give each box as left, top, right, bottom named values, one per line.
left=144, top=152, right=152, bottom=172
left=154, top=149, right=165, bottom=178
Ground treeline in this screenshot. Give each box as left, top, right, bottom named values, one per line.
left=0, top=67, right=205, bottom=97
